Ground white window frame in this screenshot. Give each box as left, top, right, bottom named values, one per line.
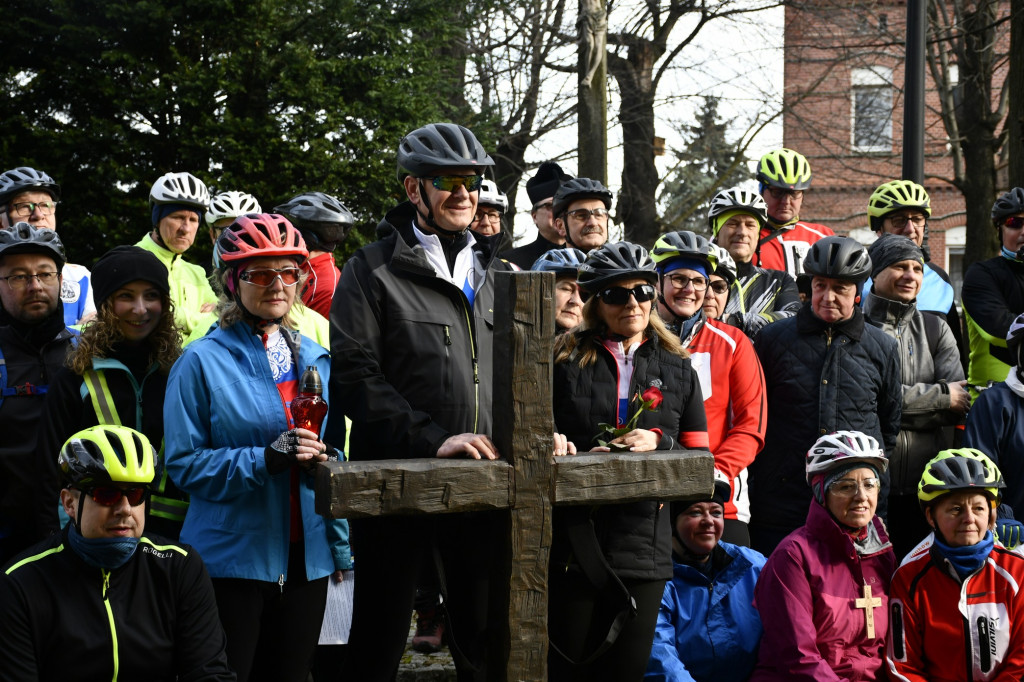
left=850, top=66, right=894, bottom=153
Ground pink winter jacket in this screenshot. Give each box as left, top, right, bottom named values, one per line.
left=750, top=501, right=896, bottom=681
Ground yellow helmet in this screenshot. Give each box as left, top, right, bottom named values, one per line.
left=918, top=448, right=1004, bottom=509
left=59, top=425, right=157, bottom=489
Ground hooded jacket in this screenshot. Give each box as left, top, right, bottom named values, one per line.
left=751, top=501, right=895, bottom=682
left=164, top=322, right=349, bottom=582
left=863, top=291, right=964, bottom=495
left=645, top=541, right=766, bottom=682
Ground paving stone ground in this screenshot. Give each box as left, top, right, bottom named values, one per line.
left=396, top=614, right=456, bottom=682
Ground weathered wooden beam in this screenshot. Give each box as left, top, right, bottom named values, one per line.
left=490, top=271, right=556, bottom=682
left=553, top=450, right=715, bottom=506
left=315, top=459, right=512, bottom=519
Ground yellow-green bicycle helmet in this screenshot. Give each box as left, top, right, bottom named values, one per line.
left=918, top=448, right=1004, bottom=509
left=756, top=149, right=812, bottom=190
left=59, top=425, right=157, bottom=489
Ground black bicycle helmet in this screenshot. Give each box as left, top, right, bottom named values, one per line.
left=0, top=222, right=66, bottom=269
left=531, top=247, right=587, bottom=278
left=59, top=425, right=157, bottom=489
left=273, top=192, right=356, bottom=252
left=918, top=448, right=1005, bottom=509
left=396, top=123, right=494, bottom=180
left=802, top=236, right=872, bottom=284
left=0, top=166, right=61, bottom=204
left=577, top=241, right=657, bottom=293
left=651, top=231, right=716, bottom=272
left=992, top=187, right=1024, bottom=226
left=551, top=177, right=613, bottom=219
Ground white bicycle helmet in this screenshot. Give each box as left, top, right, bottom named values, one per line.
left=206, top=191, right=262, bottom=225
left=149, top=171, right=210, bottom=209
left=805, top=430, right=888, bottom=484
left=710, top=245, right=737, bottom=284
left=478, top=180, right=508, bottom=213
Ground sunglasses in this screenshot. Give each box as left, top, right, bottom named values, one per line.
left=429, top=175, right=484, bottom=192
left=766, top=187, right=803, bottom=201
left=709, top=280, right=730, bottom=295
left=597, top=284, right=657, bottom=305
left=1005, top=216, right=1024, bottom=230
left=84, top=486, right=149, bottom=507
left=239, top=267, right=302, bottom=287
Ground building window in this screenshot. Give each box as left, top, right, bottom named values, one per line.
left=851, top=67, right=893, bottom=153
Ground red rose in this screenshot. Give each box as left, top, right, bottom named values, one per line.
left=641, top=386, right=663, bottom=410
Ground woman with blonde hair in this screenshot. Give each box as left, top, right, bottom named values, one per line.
left=164, top=213, right=349, bottom=682
left=37, top=245, right=186, bottom=539
left=548, top=241, right=709, bottom=681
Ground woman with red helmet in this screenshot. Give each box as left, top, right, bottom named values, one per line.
left=164, top=213, right=350, bottom=682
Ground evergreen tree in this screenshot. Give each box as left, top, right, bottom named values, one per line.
left=659, top=97, right=750, bottom=238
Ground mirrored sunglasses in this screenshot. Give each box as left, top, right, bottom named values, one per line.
left=597, top=284, right=656, bottom=305
left=430, top=175, right=483, bottom=192
left=1005, top=216, right=1024, bottom=230
left=86, top=486, right=149, bottom=507
left=239, top=268, right=301, bottom=287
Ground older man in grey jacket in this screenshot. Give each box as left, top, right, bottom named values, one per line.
left=863, top=234, right=968, bottom=559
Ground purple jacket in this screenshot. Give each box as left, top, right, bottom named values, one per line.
left=751, top=501, right=895, bottom=682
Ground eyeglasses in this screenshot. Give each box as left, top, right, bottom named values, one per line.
left=0, top=271, right=60, bottom=289
left=828, top=477, right=880, bottom=497
left=239, top=267, right=301, bottom=287
left=766, top=188, right=803, bottom=201
left=429, top=175, right=484, bottom=192
left=533, top=201, right=553, bottom=212
left=597, top=284, right=657, bottom=305
left=887, top=214, right=927, bottom=230
left=665, top=274, right=709, bottom=292
left=566, top=207, right=610, bottom=222
left=1004, top=216, right=1024, bottom=230
left=7, top=200, right=58, bottom=217
left=708, top=280, right=730, bottom=295
left=475, top=211, right=501, bottom=224
left=84, top=486, right=149, bottom=507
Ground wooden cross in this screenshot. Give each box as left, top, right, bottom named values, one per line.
left=315, top=271, right=713, bottom=682
left=855, top=583, right=882, bottom=639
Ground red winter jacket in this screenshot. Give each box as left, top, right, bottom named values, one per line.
left=887, top=535, right=1024, bottom=682
left=756, top=220, right=835, bottom=278
left=684, top=317, right=766, bottom=521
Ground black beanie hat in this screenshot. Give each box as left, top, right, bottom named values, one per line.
left=526, top=161, right=571, bottom=207
left=92, top=246, right=170, bottom=305
left=868, top=233, right=923, bottom=279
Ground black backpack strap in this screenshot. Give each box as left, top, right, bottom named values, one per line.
left=549, top=507, right=637, bottom=666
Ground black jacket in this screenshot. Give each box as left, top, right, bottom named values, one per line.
left=750, top=305, right=901, bottom=532
left=501, top=233, right=563, bottom=270
left=0, top=312, right=75, bottom=549
left=328, top=202, right=513, bottom=460
left=36, top=350, right=181, bottom=539
left=0, top=529, right=234, bottom=681
left=551, top=334, right=708, bottom=580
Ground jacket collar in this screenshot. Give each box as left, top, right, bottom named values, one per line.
left=380, top=201, right=505, bottom=278
left=796, top=302, right=865, bottom=340
left=863, top=290, right=916, bottom=326
left=805, top=500, right=891, bottom=559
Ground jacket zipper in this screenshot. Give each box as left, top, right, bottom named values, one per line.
left=102, top=569, right=119, bottom=681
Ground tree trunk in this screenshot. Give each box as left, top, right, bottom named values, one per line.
left=957, top=1, right=1002, bottom=271
left=608, top=42, right=661, bottom=247
left=1008, top=0, right=1024, bottom=188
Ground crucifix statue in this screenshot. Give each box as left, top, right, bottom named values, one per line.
left=855, top=583, right=883, bottom=639
left=316, top=271, right=712, bottom=681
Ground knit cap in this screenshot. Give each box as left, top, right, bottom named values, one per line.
left=91, top=245, right=170, bottom=305
left=868, top=233, right=923, bottom=279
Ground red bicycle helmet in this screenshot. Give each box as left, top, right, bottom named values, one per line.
left=216, top=213, right=308, bottom=266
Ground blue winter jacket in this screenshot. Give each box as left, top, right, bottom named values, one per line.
left=646, top=541, right=766, bottom=682
left=164, top=321, right=350, bottom=582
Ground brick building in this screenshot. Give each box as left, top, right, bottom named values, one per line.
left=780, top=0, right=1008, bottom=298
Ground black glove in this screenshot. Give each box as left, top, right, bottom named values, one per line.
left=265, top=430, right=300, bottom=475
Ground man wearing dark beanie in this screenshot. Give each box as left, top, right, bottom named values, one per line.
left=502, top=161, right=572, bottom=269
left=863, top=232, right=968, bottom=560
left=135, top=171, right=217, bottom=338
